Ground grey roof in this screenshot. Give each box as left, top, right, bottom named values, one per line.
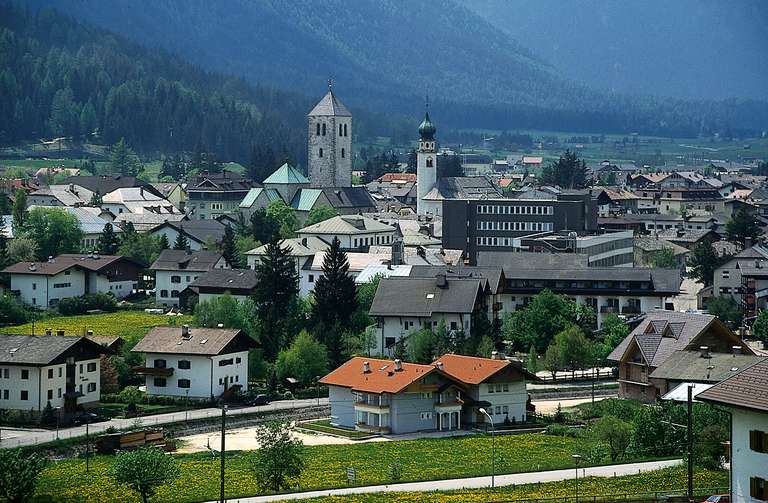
left=369, top=277, right=481, bottom=317
left=298, top=214, right=394, bottom=235
left=429, top=177, right=503, bottom=200
left=649, top=350, right=765, bottom=383
left=246, top=236, right=329, bottom=257
left=189, top=269, right=258, bottom=290
left=61, top=175, right=156, bottom=196
left=150, top=250, right=225, bottom=272
left=132, top=326, right=255, bottom=355
left=187, top=171, right=255, bottom=193
left=153, top=219, right=227, bottom=245
left=477, top=251, right=589, bottom=269
left=0, top=335, right=106, bottom=365
left=321, top=187, right=376, bottom=209
left=656, top=229, right=718, bottom=244
left=115, top=212, right=187, bottom=232
left=607, top=311, right=741, bottom=367
left=498, top=266, right=681, bottom=293
left=409, top=265, right=504, bottom=294
left=697, top=358, right=768, bottom=413
left=634, top=237, right=689, bottom=255
left=308, top=89, right=352, bottom=117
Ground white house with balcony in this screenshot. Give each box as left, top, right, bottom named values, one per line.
left=0, top=334, right=110, bottom=413
left=131, top=325, right=257, bottom=399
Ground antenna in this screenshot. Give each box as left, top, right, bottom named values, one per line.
left=328, top=78, right=333, bottom=91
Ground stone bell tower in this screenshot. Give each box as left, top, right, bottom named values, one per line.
left=307, top=81, right=352, bottom=188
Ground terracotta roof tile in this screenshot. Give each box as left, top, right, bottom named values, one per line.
left=320, top=357, right=438, bottom=394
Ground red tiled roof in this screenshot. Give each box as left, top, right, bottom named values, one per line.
left=433, top=354, right=509, bottom=385
left=377, top=173, right=417, bottom=183
left=320, top=356, right=438, bottom=394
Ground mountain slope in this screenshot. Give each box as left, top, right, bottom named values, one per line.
left=16, top=0, right=768, bottom=136
left=462, top=0, right=768, bottom=101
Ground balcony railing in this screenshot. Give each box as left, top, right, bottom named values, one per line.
left=354, top=396, right=390, bottom=407
left=600, top=305, right=619, bottom=314
left=621, top=305, right=641, bottom=314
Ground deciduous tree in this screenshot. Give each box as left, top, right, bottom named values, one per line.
left=304, top=205, right=338, bottom=227
left=110, top=446, right=180, bottom=503
left=22, top=207, right=83, bottom=260
left=274, top=330, right=328, bottom=386
left=0, top=449, right=47, bottom=503
left=11, top=189, right=27, bottom=229
left=250, top=421, right=304, bottom=492
left=590, top=416, right=633, bottom=462
left=751, top=309, right=768, bottom=347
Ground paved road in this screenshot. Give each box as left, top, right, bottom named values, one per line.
left=208, top=459, right=683, bottom=502
left=0, top=398, right=329, bottom=448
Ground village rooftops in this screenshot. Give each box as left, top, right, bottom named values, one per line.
left=697, top=358, right=768, bottom=413
left=152, top=219, right=228, bottom=245
left=245, top=236, right=329, bottom=258
left=188, top=269, right=258, bottom=291
left=297, top=215, right=395, bottom=235
left=0, top=334, right=111, bottom=365
left=131, top=326, right=256, bottom=356
left=149, top=249, right=224, bottom=272
left=2, top=254, right=133, bottom=276
left=649, top=350, right=765, bottom=383
left=433, top=353, right=539, bottom=385
left=607, top=311, right=753, bottom=368
left=369, top=276, right=482, bottom=318
left=319, top=356, right=442, bottom=394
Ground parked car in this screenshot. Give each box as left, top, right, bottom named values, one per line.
left=701, top=496, right=729, bottom=503
left=246, top=394, right=270, bottom=406
left=72, top=412, right=109, bottom=426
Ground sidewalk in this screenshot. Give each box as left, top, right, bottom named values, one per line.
left=0, top=398, right=329, bottom=449
left=210, top=459, right=683, bottom=503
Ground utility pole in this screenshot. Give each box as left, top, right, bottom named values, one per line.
left=479, top=408, right=495, bottom=489
left=85, top=416, right=90, bottom=473
left=572, top=454, right=582, bottom=503
left=687, top=384, right=693, bottom=502
left=220, top=404, right=227, bottom=503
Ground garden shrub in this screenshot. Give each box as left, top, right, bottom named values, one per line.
left=57, top=293, right=117, bottom=315
left=545, top=423, right=580, bottom=437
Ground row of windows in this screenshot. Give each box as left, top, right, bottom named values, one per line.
left=487, top=383, right=510, bottom=393
left=477, top=221, right=554, bottom=232
left=353, top=234, right=391, bottom=247
left=154, top=377, right=190, bottom=388
left=398, top=320, right=468, bottom=331
left=171, top=275, right=199, bottom=283
left=315, top=123, right=348, bottom=137
left=487, top=405, right=510, bottom=416
left=159, top=290, right=180, bottom=298
left=477, top=232, right=552, bottom=247
left=318, top=148, right=346, bottom=158
left=53, top=282, right=72, bottom=289
left=477, top=204, right=553, bottom=215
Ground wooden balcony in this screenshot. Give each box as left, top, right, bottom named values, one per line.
left=132, top=366, right=174, bottom=377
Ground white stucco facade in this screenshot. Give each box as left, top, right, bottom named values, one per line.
left=730, top=408, right=768, bottom=502
left=374, top=314, right=472, bottom=356
left=0, top=358, right=101, bottom=412
left=154, top=256, right=228, bottom=307
left=9, top=270, right=135, bottom=307
left=141, top=350, right=249, bottom=399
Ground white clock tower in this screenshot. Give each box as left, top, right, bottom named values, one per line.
left=416, top=108, right=437, bottom=215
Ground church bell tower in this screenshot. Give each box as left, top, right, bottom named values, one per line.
left=416, top=104, right=437, bottom=215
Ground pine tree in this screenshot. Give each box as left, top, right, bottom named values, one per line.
left=158, top=233, right=170, bottom=250
left=253, top=241, right=299, bottom=360
left=312, top=237, right=358, bottom=330
left=221, top=224, right=241, bottom=267
left=0, top=192, right=11, bottom=214
left=725, top=208, right=762, bottom=247
left=97, top=223, right=121, bottom=255
left=89, top=191, right=102, bottom=206
left=173, top=231, right=189, bottom=250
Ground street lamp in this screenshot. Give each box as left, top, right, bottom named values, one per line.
left=478, top=407, right=495, bottom=489
left=572, top=454, right=583, bottom=503
left=55, top=407, right=61, bottom=441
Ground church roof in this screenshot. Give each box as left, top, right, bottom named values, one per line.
left=290, top=188, right=323, bottom=211
left=263, top=163, right=309, bottom=185
left=239, top=188, right=283, bottom=209
left=308, top=89, right=352, bottom=117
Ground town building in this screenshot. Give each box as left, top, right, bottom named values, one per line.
left=0, top=334, right=110, bottom=412
left=320, top=353, right=536, bottom=434
left=649, top=348, right=764, bottom=394
left=150, top=250, right=229, bottom=307
left=186, top=170, right=256, bottom=220
left=698, top=359, right=768, bottom=502
left=245, top=236, right=329, bottom=277
left=2, top=254, right=142, bottom=307
left=634, top=236, right=690, bottom=269
left=150, top=182, right=187, bottom=210
left=607, top=311, right=754, bottom=402
left=308, top=83, right=352, bottom=188
left=149, top=219, right=228, bottom=251
left=301, top=251, right=390, bottom=298
left=101, top=187, right=179, bottom=216
left=131, top=325, right=256, bottom=399
left=629, top=171, right=724, bottom=216
left=178, top=268, right=259, bottom=310
left=512, top=230, right=635, bottom=268
left=27, top=184, right=93, bottom=207
left=369, top=275, right=484, bottom=355
left=296, top=215, right=396, bottom=252
left=713, top=245, right=768, bottom=305
left=442, top=192, right=598, bottom=264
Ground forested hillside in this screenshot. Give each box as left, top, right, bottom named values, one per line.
left=0, top=4, right=311, bottom=163
left=23, top=0, right=768, bottom=137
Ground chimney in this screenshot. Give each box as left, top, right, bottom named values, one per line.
left=436, top=273, right=448, bottom=289
left=47, top=256, right=54, bottom=263
left=45, top=328, right=52, bottom=336
left=181, top=324, right=190, bottom=339
left=363, top=361, right=371, bottom=373
left=699, top=345, right=710, bottom=358
left=491, top=351, right=499, bottom=360
left=435, top=361, right=444, bottom=371
left=56, top=329, right=64, bottom=337
left=86, top=329, right=94, bottom=337
left=732, top=345, right=743, bottom=355
left=746, top=237, right=753, bottom=249
left=93, top=252, right=100, bottom=260
left=394, top=359, right=402, bottom=371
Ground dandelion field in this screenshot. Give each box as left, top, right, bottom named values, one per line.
left=30, top=433, right=686, bottom=502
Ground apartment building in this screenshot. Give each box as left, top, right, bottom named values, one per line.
left=150, top=250, right=229, bottom=307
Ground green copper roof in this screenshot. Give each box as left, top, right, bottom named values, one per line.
left=418, top=111, right=436, bottom=140
left=239, top=188, right=283, bottom=208
left=263, top=163, right=309, bottom=185
left=290, top=188, right=323, bottom=211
